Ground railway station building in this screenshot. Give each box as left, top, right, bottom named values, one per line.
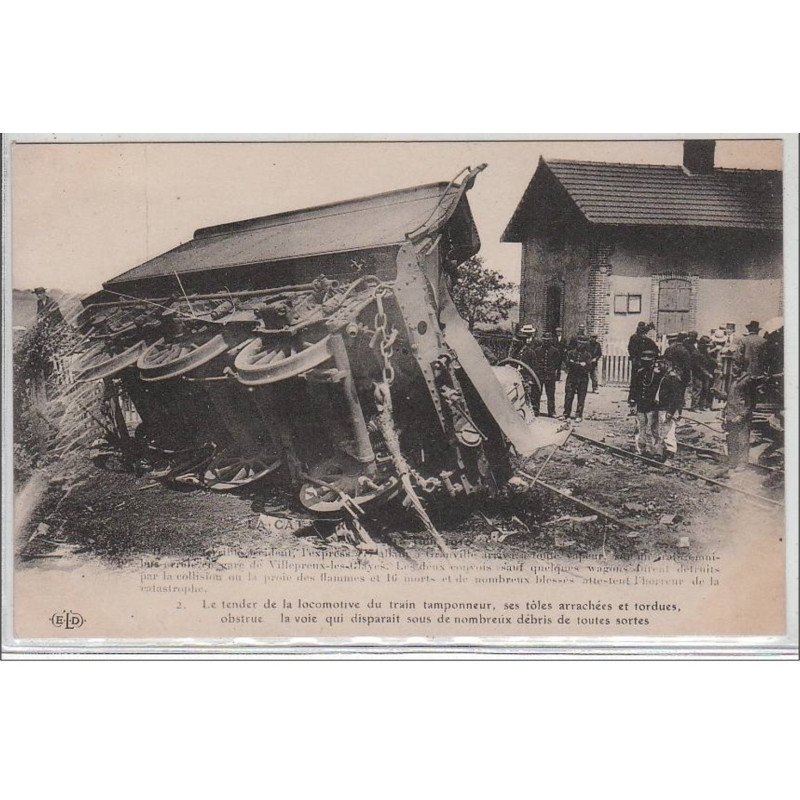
left=501, top=140, right=783, bottom=364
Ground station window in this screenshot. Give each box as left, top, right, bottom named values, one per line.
left=614, top=294, right=642, bottom=314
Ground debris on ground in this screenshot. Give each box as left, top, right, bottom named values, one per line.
left=623, top=502, right=648, bottom=513
left=545, top=514, right=598, bottom=526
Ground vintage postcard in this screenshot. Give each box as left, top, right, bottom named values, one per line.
left=3, top=136, right=797, bottom=654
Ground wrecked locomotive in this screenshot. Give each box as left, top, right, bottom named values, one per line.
left=71, top=166, right=549, bottom=550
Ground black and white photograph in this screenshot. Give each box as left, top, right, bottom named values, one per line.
left=4, top=136, right=795, bottom=648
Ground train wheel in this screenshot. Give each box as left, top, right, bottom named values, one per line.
left=138, top=335, right=230, bottom=382
left=234, top=335, right=332, bottom=385
left=203, top=449, right=282, bottom=491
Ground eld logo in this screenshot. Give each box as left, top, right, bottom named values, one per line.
left=50, top=610, right=85, bottom=630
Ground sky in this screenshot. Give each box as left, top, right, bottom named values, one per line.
left=11, top=138, right=783, bottom=294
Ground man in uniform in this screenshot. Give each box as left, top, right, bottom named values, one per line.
left=567, top=323, right=587, bottom=350
left=664, top=332, right=692, bottom=386
left=655, top=358, right=684, bottom=461
left=553, top=327, right=564, bottom=382
left=588, top=333, right=602, bottom=393
left=561, top=333, right=593, bottom=422
left=527, top=330, right=561, bottom=417
left=628, top=322, right=658, bottom=411
left=632, top=350, right=662, bottom=457
left=689, top=335, right=715, bottom=410
left=697, top=335, right=717, bottom=410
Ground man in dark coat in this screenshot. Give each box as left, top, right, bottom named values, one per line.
left=663, top=333, right=692, bottom=385
left=526, top=330, right=561, bottom=417
left=508, top=324, right=535, bottom=360
left=627, top=321, right=655, bottom=406
left=553, top=327, right=564, bottom=382
left=691, top=335, right=717, bottom=410
left=737, top=320, right=766, bottom=378
left=628, top=323, right=658, bottom=410
left=588, top=333, right=602, bottom=393
left=34, top=287, right=65, bottom=328
left=26, top=287, right=68, bottom=396
left=561, top=334, right=593, bottom=421
left=567, top=323, right=587, bottom=350
left=632, top=350, right=662, bottom=457
left=655, top=358, right=684, bottom=460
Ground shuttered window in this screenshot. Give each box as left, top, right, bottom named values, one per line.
left=657, top=278, right=692, bottom=336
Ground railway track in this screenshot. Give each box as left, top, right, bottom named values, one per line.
left=514, top=423, right=783, bottom=538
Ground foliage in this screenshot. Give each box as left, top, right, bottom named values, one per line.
left=450, top=256, right=517, bottom=332
left=12, top=314, right=75, bottom=482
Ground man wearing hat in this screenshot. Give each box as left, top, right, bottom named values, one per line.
left=26, top=287, right=67, bottom=397
left=34, top=287, right=65, bottom=328
left=509, top=323, right=536, bottom=360
left=527, top=330, right=561, bottom=417
left=737, top=320, right=765, bottom=378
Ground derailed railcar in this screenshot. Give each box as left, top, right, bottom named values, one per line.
left=72, top=166, right=546, bottom=550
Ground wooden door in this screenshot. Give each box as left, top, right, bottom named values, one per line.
left=657, top=278, right=691, bottom=336
left=544, top=284, right=562, bottom=332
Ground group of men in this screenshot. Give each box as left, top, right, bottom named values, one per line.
left=628, top=319, right=770, bottom=466
left=510, top=324, right=602, bottom=422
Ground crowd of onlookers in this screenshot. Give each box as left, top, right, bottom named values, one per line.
left=489, top=317, right=783, bottom=469
left=503, top=323, right=601, bottom=422
left=627, top=319, right=783, bottom=466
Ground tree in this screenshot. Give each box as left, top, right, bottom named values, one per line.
left=450, top=255, right=516, bottom=332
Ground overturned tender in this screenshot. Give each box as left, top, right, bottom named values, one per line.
left=70, top=166, right=547, bottom=550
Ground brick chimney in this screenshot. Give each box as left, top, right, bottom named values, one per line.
left=683, top=139, right=716, bottom=174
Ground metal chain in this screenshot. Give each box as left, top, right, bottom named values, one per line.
left=372, top=291, right=397, bottom=386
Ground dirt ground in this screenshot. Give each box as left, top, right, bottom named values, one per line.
left=15, top=381, right=785, bottom=570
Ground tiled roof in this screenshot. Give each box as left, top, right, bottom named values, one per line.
left=502, top=158, right=782, bottom=240
left=105, top=182, right=464, bottom=287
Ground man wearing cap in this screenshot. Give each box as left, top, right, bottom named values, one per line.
left=628, top=322, right=658, bottom=410
left=697, top=336, right=717, bottom=410
left=627, top=321, right=654, bottom=406
left=587, top=333, right=602, bottom=393
left=566, top=323, right=588, bottom=350
left=655, top=359, right=684, bottom=460
left=664, top=332, right=692, bottom=386
left=632, top=350, right=662, bottom=457
left=561, top=333, right=593, bottom=421
left=527, top=330, right=561, bottom=417
left=553, top=327, right=564, bottom=382
left=690, top=335, right=716, bottom=411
